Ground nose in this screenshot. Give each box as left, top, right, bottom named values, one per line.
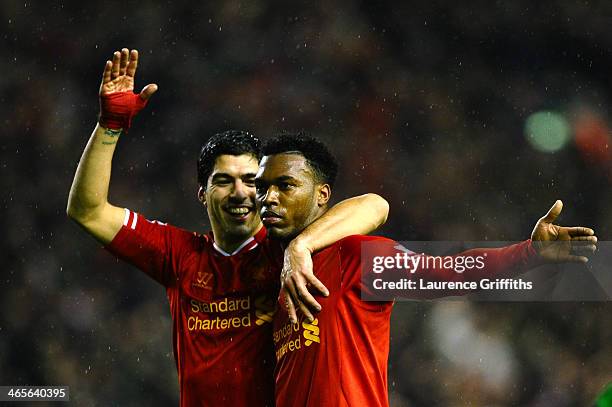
left=260, top=186, right=279, bottom=208
left=230, top=179, right=250, bottom=201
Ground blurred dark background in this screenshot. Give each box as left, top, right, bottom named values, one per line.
left=1, top=0, right=611, bottom=405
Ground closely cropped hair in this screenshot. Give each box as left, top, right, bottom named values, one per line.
left=262, top=131, right=338, bottom=187
left=197, top=130, right=261, bottom=186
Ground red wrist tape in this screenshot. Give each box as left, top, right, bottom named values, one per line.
left=99, top=92, right=148, bottom=132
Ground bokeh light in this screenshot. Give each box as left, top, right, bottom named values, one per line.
left=524, top=111, right=571, bottom=153
left=573, top=109, right=611, bottom=166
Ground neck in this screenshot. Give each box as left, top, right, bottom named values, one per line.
left=213, top=222, right=263, bottom=253
left=282, top=206, right=328, bottom=244
left=307, top=206, right=327, bottom=227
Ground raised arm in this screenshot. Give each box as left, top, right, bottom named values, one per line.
left=282, top=193, right=389, bottom=322
left=66, top=48, right=157, bottom=244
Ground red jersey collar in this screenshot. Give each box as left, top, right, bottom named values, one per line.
left=211, top=226, right=267, bottom=257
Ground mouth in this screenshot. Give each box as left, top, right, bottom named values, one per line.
left=261, top=209, right=283, bottom=225
left=224, top=206, right=253, bottom=222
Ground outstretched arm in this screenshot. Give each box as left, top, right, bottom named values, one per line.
left=369, top=200, right=597, bottom=299
left=67, top=48, right=157, bottom=244
left=282, top=193, right=389, bottom=323
left=453, top=200, right=596, bottom=273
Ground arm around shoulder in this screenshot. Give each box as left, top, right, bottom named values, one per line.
left=294, top=193, right=389, bottom=254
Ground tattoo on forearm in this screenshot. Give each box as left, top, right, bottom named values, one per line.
left=104, top=128, right=122, bottom=137
left=101, top=128, right=121, bottom=145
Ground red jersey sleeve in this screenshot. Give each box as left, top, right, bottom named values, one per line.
left=338, top=235, right=391, bottom=289
left=337, top=235, right=397, bottom=305
left=105, top=208, right=201, bottom=287
left=341, top=235, right=543, bottom=299
left=395, top=240, right=541, bottom=282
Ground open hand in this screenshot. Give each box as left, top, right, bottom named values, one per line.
left=531, top=200, right=597, bottom=263
left=281, top=240, right=329, bottom=324
left=100, top=48, right=157, bottom=98
left=98, top=48, right=157, bottom=131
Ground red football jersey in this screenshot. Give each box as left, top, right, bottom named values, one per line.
left=272, top=235, right=538, bottom=407
left=273, top=235, right=394, bottom=407
left=106, top=209, right=282, bottom=407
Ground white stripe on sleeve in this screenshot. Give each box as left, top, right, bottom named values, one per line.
left=123, top=208, right=130, bottom=226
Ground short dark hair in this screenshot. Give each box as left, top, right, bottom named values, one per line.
left=262, top=131, right=338, bottom=187
left=197, top=130, right=261, bottom=186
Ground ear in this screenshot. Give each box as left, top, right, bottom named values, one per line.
left=316, top=184, right=331, bottom=207
left=197, top=186, right=206, bottom=206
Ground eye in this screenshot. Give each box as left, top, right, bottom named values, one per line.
left=214, top=178, right=232, bottom=186
left=255, top=181, right=267, bottom=195
left=279, top=182, right=293, bottom=191
left=243, top=177, right=256, bottom=187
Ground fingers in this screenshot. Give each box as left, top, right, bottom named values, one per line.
left=571, top=235, right=597, bottom=242
left=571, top=244, right=597, bottom=253
left=283, top=291, right=298, bottom=325
left=284, top=279, right=301, bottom=324
left=291, top=270, right=322, bottom=313
left=541, top=200, right=563, bottom=223
left=126, top=49, right=139, bottom=77
left=566, top=226, right=595, bottom=237
left=296, top=298, right=315, bottom=324
left=119, top=48, right=129, bottom=76
left=290, top=277, right=315, bottom=322
left=304, top=273, right=329, bottom=297
left=139, top=83, right=158, bottom=100
left=111, top=51, right=120, bottom=79
left=107, top=48, right=138, bottom=79
left=281, top=241, right=326, bottom=323
left=556, top=254, right=589, bottom=263
left=569, top=235, right=597, bottom=255
left=570, top=235, right=597, bottom=252
left=284, top=274, right=318, bottom=323
left=101, top=60, right=112, bottom=84
left=570, top=236, right=597, bottom=253
left=294, top=280, right=321, bottom=315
